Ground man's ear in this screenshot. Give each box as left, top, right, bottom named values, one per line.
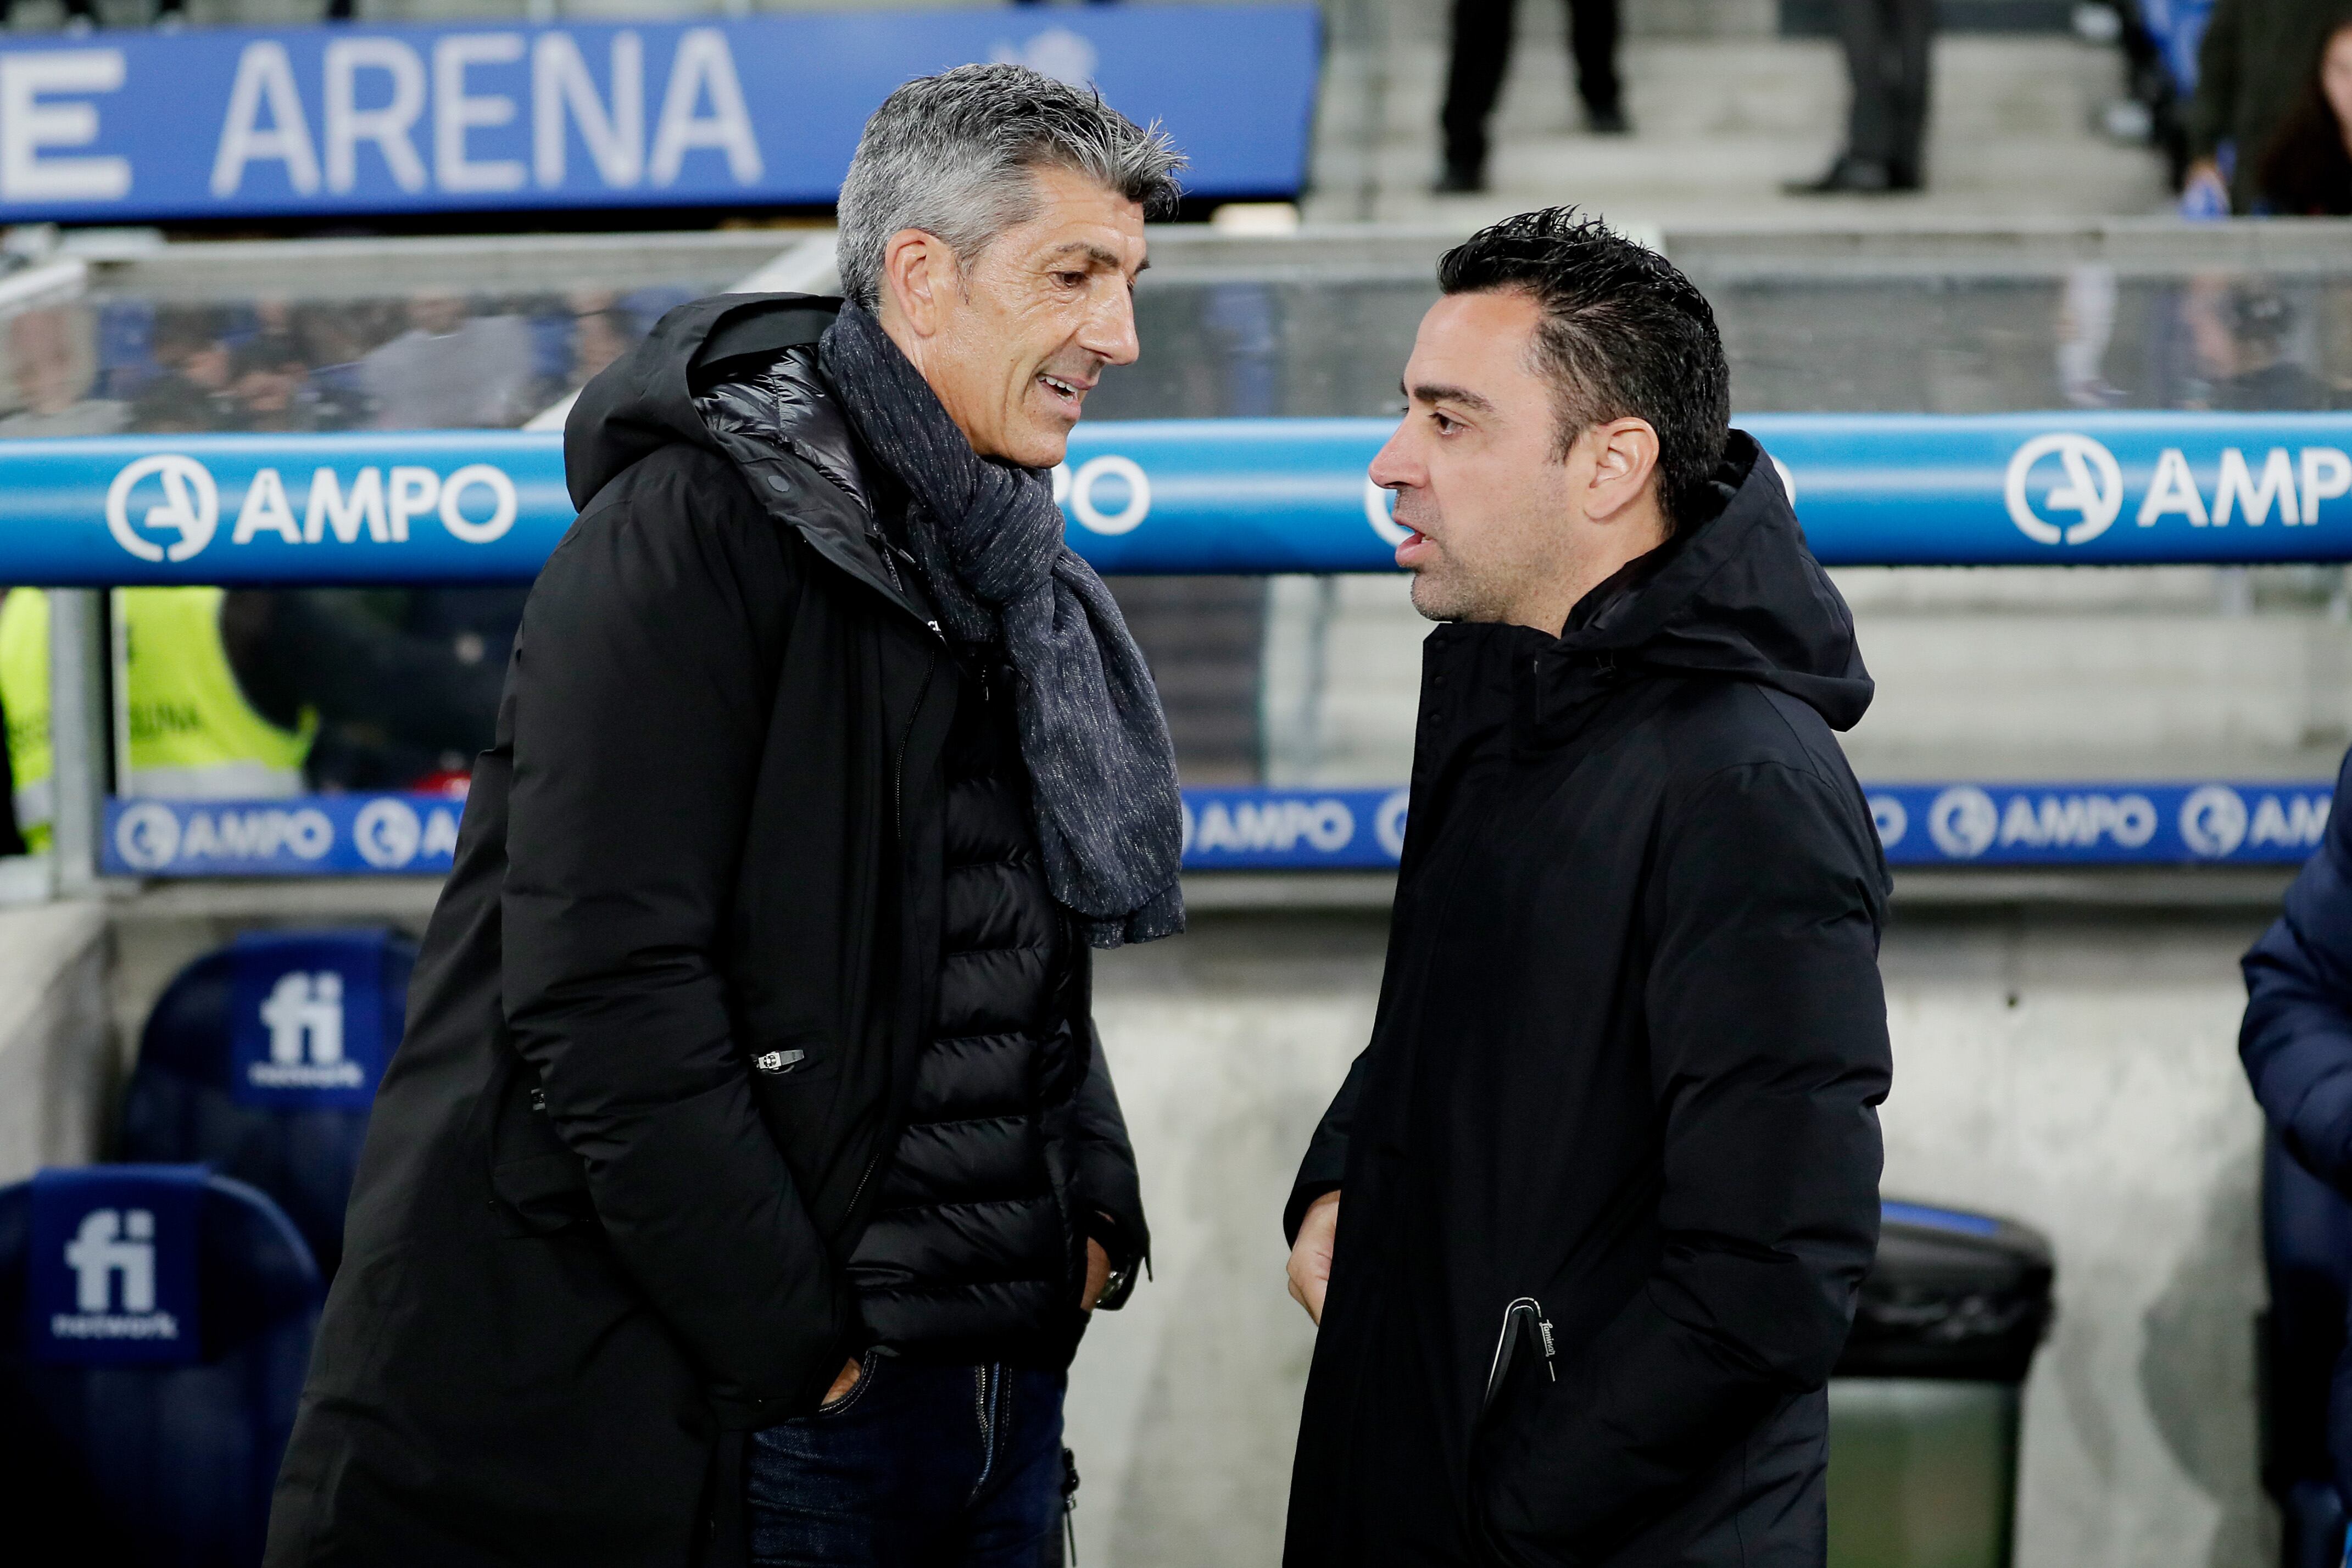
left=1581, top=417, right=1662, bottom=524
left=879, top=228, right=954, bottom=338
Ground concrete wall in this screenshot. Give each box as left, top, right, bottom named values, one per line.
left=1070, top=895, right=2284, bottom=1568
left=0, top=900, right=110, bottom=1184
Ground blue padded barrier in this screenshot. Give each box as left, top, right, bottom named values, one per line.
left=8, top=412, right=2352, bottom=586
left=97, top=779, right=2336, bottom=877
left=117, top=931, right=416, bottom=1277
left=0, top=1167, right=320, bottom=1567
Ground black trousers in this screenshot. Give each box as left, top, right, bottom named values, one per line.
left=1441, top=0, right=1621, bottom=173
left=1835, top=0, right=1933, bottom=178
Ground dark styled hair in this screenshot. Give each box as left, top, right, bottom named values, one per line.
left=1437, top=207, right=1731, bottom=527
left=2254, top=18, right=2352, bottom=216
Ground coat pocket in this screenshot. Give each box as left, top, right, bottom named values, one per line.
left=487, top=1057, right=594, bottom=1236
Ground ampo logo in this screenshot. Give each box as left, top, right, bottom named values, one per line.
left=2181, top=785, right=2250, bottom=858
left=354, top=798, right=423, bottom=869
left=114, top=802, right=182, bottom=871
left=2005, top=433, right=2124, bottom=546
left=1929, top=786, right=1998, bottom=858
left=107, top=455, right=219, bottom=563
left=1054, top=456, right=1151, bottom=535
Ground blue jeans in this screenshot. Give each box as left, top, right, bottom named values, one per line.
left=748, top=1355, right=1070, bottom=1567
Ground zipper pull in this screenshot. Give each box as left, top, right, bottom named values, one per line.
left=1536, top=1307, right=1558, bottom=1381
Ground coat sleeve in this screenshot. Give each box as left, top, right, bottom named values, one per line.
left=2187, top=0, right=2242, bottom=159
left=500, top=453, right=852, bottom=1422
left=2242, top=750, right=2352, bottom=1197
left=1072, top=1017, right=1151, bottom=1308
left=1485, top=760, right=1891, bottom=1558
left=1284, top=1050, right=1370, bottom=1245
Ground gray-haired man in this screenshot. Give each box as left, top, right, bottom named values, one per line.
left=265, top=66, right=1186, bottom=1568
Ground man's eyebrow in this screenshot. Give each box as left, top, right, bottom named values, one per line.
left=1406, top=380, right=1496, bottom=414
left=1043, top=241, right=1136, bottom=274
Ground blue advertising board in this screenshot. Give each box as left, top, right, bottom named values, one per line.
left=0, top=5, right=1319, bottom=223
left=11, top=412, right=2352, bottom=587
left=99, top=779, right=2334, bottom=878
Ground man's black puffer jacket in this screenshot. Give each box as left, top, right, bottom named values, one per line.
left=848, top=655, right=1098, bottom=1360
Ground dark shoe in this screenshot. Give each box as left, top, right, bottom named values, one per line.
left=1586, top=106, right=1632, bottom=136
left=1888, top=161, right=1924, bottom=192
left=1432, top=163, right=1487, bottom=194
left=1784, top=155, right=1894, bottom=194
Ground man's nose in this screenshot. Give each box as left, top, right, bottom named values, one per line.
left=1368, top=422, right=1419, bottom=489
left=1082, top=284, right=1141, bottom=368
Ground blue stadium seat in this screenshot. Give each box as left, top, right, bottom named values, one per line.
left=0, top=1165, right=321, bottom=1567
left=118, top=930, right=415, bottom=1279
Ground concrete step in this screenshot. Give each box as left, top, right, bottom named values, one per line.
left=1311, top=33, right=2169, bottom=226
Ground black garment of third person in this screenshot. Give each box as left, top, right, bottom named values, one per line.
left=1283, top=431, right=1893, bottom=1567
left=1440, top=0, right=1626, bottom=189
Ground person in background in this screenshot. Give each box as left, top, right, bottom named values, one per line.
left=0, top=584, right=507, bottom=847
left=356, top=294, right=537, bottom=431
left=1437, top=0, right=1626, bottom=194
left=1790, top=0, right=1935, bottom=192
left=2185, top=0, right=2352, bottom=208
left=1281, top=208, right=1891, bottom=1568
left=2254, top=17, right=2352, bottom=209
left=2239, top=747, right=2352, bottom=1568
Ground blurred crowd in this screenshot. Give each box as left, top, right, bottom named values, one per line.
left=0, top=286, right=689, bottom=440
left=0, top=286, right=693, bottom=850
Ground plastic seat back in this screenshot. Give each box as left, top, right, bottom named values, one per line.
left=118, top=929, right=415, bottom=1279
left=0, top=1165, right=322, bottom=1567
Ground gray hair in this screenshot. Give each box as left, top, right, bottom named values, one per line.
left=836, top=64, right=1186, bottom=309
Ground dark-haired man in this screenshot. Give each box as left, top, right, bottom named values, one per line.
left=1281, top=208, right=1892, bottom=1567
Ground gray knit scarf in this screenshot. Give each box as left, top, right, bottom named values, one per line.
left=818, top=302, right=1184, bottom=948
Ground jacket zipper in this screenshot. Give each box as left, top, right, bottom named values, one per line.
left=892, top=652, right=939, bottom=843
left=1481, top=1296, right=1558, bottom=1414
left=1472, top=1296, right=1557, bottom=1568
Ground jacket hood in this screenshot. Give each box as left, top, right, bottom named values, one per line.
left=564, top=292, right=849, bottom=510
left=1562, top=428, right=1874, bottom=732
left=564, top=292, right=933, bottom=628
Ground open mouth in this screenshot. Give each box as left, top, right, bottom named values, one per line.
left=1037, top=372, right=1086, bottom=410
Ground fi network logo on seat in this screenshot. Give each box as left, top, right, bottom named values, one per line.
left=247, top=971, right=365, bottom=1091
left=52, top=1208, right=179, bottom=1343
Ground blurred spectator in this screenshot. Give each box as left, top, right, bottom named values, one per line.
left=0, top=302, right=111, bottom=436
left=356, top=294, right=536, bottom=430
left=152, top=306, right=235, bottom=397
left=2254, top=16, right=2352, bottom=210
left=2185, top=0, right=2352, bottom=208
left=227, top=333, right=314, bottom=432
left=129, top=371, right=224, bottom=434
left=0, top=585, right=507, bottom=847
left=1790, top=0, right=1934, bottom=192
left=1437, top=0, right=1626, bottom=193
left=0, top=0, right=188, bottom=29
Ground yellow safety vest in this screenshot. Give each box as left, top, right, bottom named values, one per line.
left=0, top=588, right=315, bottom=850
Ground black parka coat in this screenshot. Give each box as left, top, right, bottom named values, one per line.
left=1283, top=434, right=1894, bottom=1568
left=264, top=295, right=1146, bottom=1568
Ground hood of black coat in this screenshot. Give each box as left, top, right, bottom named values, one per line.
left=1559, top=428, right=1874, bottom=732
left=563, top=291, right=934, bottom=626
left=564, top=292, right=850, bottom=509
